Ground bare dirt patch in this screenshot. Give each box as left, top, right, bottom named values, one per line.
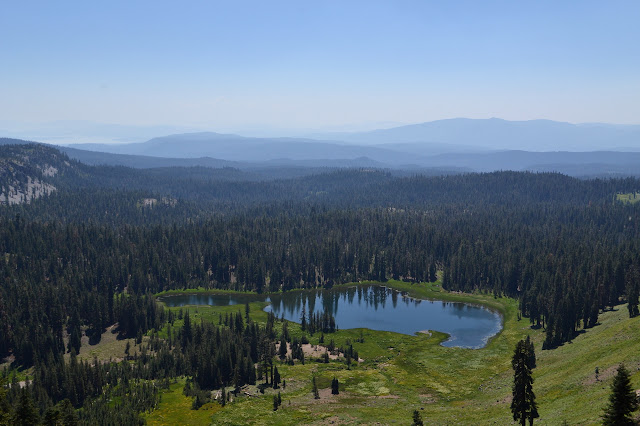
left=311, top=414, right=357, bottom=425
left=373, top=394, right=399, bottom=399
left=303, top=388, right=354, bottom=405
left=419, top=394, right=437, bottom=404
left=276, top=342, right=364, bottom=362
left=582, top=363, right=640, bottom=386
left=492, top=394, right=512, bottom=406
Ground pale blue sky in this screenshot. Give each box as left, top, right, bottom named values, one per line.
left=1, top=0, right=639, bottom=133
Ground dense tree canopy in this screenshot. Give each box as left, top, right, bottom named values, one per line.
left=1, top=144, right=640, bottom=422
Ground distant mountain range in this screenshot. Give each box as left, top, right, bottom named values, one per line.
left=315, top=118, right=640, bottom=151
left=69, top=132, right=425, bottom=164
left=67, top=118, right=640, bottom=160
left=2, top=118, right=640, bottom=177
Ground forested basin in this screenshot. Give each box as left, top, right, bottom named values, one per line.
left=159, top=285, right=502, bottom=348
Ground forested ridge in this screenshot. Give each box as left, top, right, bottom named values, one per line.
left=1, top=143, right=639, bottom=423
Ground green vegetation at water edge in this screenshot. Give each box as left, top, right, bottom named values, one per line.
left=147, top=282, right=640, bottom=425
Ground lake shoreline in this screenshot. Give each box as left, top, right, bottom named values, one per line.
left=158, top=281, right=504, bottom=349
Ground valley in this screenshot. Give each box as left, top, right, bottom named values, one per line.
left=47, top=280, right=636, bottom=425
left=0, top=141, right=639, bottom=425
left=3, top=2, right=640, bottom=424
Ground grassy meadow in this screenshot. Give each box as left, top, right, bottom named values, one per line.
left=144, top=281, right=640, bottom=425
left=617, top=192, right=640, bottom=204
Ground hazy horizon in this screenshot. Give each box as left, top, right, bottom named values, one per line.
left=2, top=1, right=639, bottom=134
left=2, top=116, right=640, bottom=148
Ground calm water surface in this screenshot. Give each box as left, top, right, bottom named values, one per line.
left=159, top=285, right=502, bottom=349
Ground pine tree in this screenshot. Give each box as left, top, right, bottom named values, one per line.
left=278, top=340, right=288, bottom=360
left=429, top=261, right=437, bottom=283
left=511, top=339, right=539, bottom=426
left=192, top=394, right=202, bottom=410
left=312, top=376, right=319, bottom=399
left=525, top=335, right=536, bottom=369
left=0, top=377, right=9, bottom=426
left=219, top=386, right=226, bottom=407
left=11, top=389, right=40, bottom=426
left=412, top=409, right=424, bottom=426
left=273, top=367, right=281, bottom=389
left=67, top=310, right=82, bottom=355
left=627, top=284, right=639, bottom=318
left=300, top=306, right=307, bottom=332
left=43, top=405, right=61, bottom=426
left=60, top=399, right=79, bottom=426
left=331, top=377, right=339, bottom=395
left=603, top=364, right=638, bottom=425
left=181, top=310, right=192, bottom=348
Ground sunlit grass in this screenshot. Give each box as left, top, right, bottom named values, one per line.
left=616, top=192, right=640, bottom=204
left=144, top=379, right=222, bottom=426
left=147, top=282, right=640, bottom=424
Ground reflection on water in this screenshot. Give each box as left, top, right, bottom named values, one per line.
left=159, top=285, right=502, bottom=349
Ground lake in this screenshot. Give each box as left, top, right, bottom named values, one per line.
left=159, top=285, right=502, bottom=349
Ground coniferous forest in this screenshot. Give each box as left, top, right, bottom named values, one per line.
left=1, top=143, right=639, bottom=424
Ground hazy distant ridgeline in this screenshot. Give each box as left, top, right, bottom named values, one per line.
left=5, top=116, right=640, bottom=177
left=315, top=118, right=640, bottom=151
left=69, top=118, right=640, bottom=154
left=53, top=118, right=640, bottom=176
left=70, top=132, right=426, bottom=165
left=1, top=142, right=639, bottom=226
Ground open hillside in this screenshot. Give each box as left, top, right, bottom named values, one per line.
left=141, top=283, right=640, bottom=425
left=0, top=143, right=83, bottom=205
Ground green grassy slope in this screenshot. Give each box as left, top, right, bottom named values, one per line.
left=147, top=282, right=639, bottom=425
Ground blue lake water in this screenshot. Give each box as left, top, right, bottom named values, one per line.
left=159, top=285, right=502, bottom=349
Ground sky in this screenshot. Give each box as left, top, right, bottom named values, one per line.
left=1, top=0, right=639, bottom=136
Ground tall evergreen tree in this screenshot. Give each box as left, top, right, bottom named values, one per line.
left=300, top=306, right=307, bottom=332
left=312, top=376, right=319, bottom=399
left=278, top=339, right=288, bottom=360
left=626, top=283, right=639, bottom=318
left=525, top=335, right=536, bottom=369
left=60, top=398, right=79, bottom=426
left=0, top=377, right=9, bottom=426
left=603, top=364, right=638, bottom=425
left=511, top=339, right=539, bottom=426
left=331, top=377, right=340, bottom=395
left=181, top=310, right=192, bottom=348
left=67, top=310, right=82, bottom=355
left=273, top=367, right=281, bottom=389
left=412, top=409, right=424, bottom=426
left=10, top=390, right=39, bottom=426
left=42, top=405, right=61, bottom=426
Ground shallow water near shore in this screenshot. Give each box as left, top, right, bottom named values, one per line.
left=159, top=284, right=502, bottom=348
